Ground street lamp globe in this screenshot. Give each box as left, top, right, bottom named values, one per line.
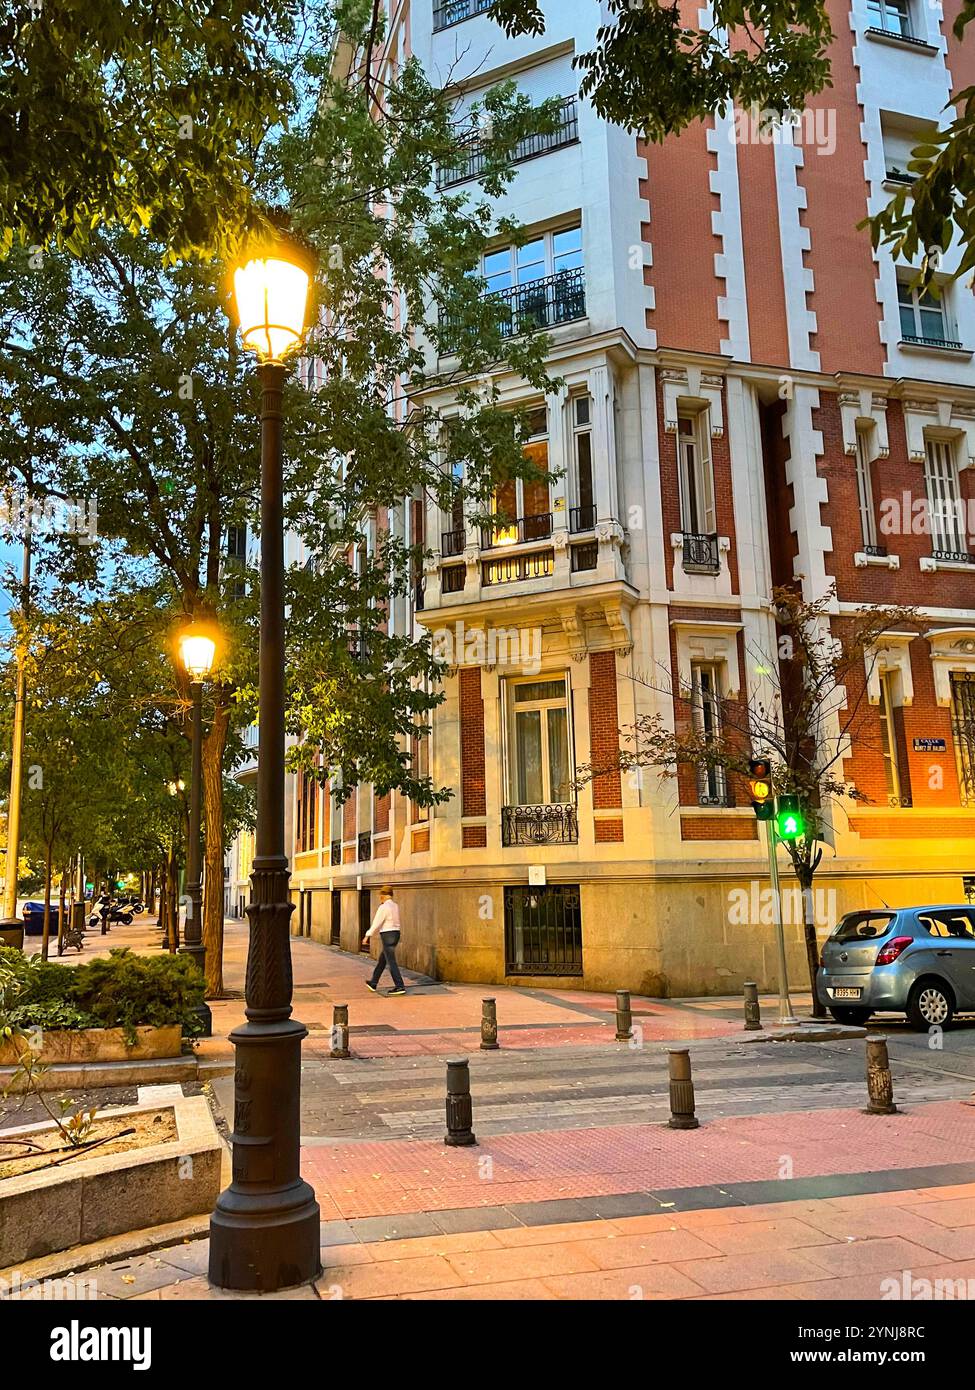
left=178, top=625, right=217, bottom=682
left=231, top=231, right=315, bottom=364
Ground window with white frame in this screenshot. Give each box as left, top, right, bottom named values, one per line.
left=677, top=411, right=716, bottom=536
left=487, top=407, right=551, bottom=547
left=878, top=671, right=906, bottom=805
left=855, top=428, right=879, bottom=549
left=867, top=0, right=913, bottom=37
left=481, top=226, right=585, bottom=335
left=951, top=673, right=975, bottom=807
left=924, top=437, right=968, bottom=556
left=507, top=677, right=573, bottom=806
left=571, top=395, right=595, bottom=532
left=898, top=276, right=955, bottom=347
left=689, top=662, right=728, bottom=805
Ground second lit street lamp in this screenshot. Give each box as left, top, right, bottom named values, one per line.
left=178, top=621, right=218, bottom=1036
left=208, top=225, right=321, bottom=1292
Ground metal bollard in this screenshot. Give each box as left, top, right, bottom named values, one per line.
left=444, top=1056, right=477, bottom=1146
left=743, top=981, right=763, bottom=1032
left=615, top=989, right=632, bottom=1042
left=330, top=1003, right=350, bottom=1060
left=865, top=1034, right=897, bottom=1115
left=667, top=1048, right=699, bottom=1130
left=480, top=998, right=499, bottom=1050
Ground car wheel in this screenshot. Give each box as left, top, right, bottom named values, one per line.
left=907, top=979, right=954, bottom=1031
left=829, top=1006, right=871, bottom=1025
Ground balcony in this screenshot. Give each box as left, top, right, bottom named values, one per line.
left=569, top=504, right=596, bottom=533
left=681, top=532, right=721, bottom=575
left=483, top=550, right=554, bottom=586
left=441, top=527, right=466, bottom=558
left=570, top=542, right=598, bottom=573
left=437, top=97, right=579, bottom=190
left=501, top=804, right=579, bottom=847
left=433, top=0, right=491, bottom=31
left=901, top=334, right=964, bottom=351
left=481, top=513, right=553, bottom=550
left=441, top=268, right=586, bottom=354
left=931, top=549, right=974, bottom=565
left=442, top=564, right=466, bottom=594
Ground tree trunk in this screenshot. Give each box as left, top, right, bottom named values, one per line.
left=202, top=696, right=231, bottom=997
left=798, top=867, right=826, bottom=1017
left=57, top=865, right=68, bottom=955
left=41, top=842, right=53, bottom=962
left=158, top=858, right=169, bottom=943
left=147, top=866, right=156, bottom=915
left=167, top=844, right=180, bottom=952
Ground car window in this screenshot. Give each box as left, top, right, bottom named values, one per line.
left=918, top=911, right=975, bottom=940
left=831, top=912, right=896, bottom=941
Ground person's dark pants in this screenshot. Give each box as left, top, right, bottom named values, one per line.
left=369, top=931, right=405, bottom=990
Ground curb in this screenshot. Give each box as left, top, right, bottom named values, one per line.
left=741, top=1023, right=869, bottom=1043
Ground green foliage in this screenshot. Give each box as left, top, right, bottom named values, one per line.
left=491, top=0, right=833, bottom=139
left=0, top=946, right=205, bottom=1040
left=0, top=0, right=316, bottom=261
left=868, top=2, right=975, bottom=285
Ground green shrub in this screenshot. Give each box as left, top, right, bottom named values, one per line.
left=7, top=1000, right=97, bottom=1030
left=0, top=946, right=204, bottom=1041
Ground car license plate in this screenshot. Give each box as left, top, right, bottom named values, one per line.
left=833, top=987, right=862, bottom=999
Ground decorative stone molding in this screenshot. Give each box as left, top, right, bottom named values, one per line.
left=661, top=367, right=725, bottom=436
left=604, top=604, right=632, bottom=652
left=670, top=619, right=743, bottom=699
left=865, top=632, right=915, bottom=707
left=854, top=551, right=900, bottom=570
left=560, top=608, right=587, bottom=661
left=902, top=399, right=975, bottom=469
left=838, top=389, right=889, bottom=458
left=926, top=628, right=975, bottom=706
left=920, top=555, right=975, bottom=574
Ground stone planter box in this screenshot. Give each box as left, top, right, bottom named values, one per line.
left=0, top=1024, right=181, bottom=1070
left=0, top=923, right=24, bottom=951
left=0, top=1095, right=222, bottom=1268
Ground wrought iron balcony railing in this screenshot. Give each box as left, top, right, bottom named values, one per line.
left=437, top=97, right=579, bottom=189
left=697, top=765, right=732, bottom=808
left=481, top=513, right=553, bottom=550
left=570, top=542, right=598, bottom=573
left=931, top=548, right=974, bottom=564
left=441, top=564, right=466, bottom=594
left=901, top=334, right=964, bottom=351
left=501, top=804, right=579, bottom=847
left=441, top=527, right=466, bottom=557
left=440, top=268, right=586, bottom=353
left=433, top=0, right=491, bottom=31
left=569, top=504, right=596, bottom=533
left=682, top=532, right=721, bottom=574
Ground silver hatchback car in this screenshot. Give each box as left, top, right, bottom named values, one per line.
left=817, top=905, right=975, bottom=1030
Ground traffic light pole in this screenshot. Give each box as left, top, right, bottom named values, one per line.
left=765, top=819, right=800, bottom=1025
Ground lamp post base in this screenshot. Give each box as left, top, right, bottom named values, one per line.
left=208, top=1016, right=321, bottom=1292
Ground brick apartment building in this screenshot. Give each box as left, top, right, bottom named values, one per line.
left=228, top=0, right=975, bottom=997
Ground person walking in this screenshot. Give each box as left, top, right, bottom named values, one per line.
left=363, top=885, right=407, bottom=996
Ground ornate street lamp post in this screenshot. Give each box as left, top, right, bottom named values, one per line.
left=177, top=622, right=217, bottom=1036
left=208, top=227, right=321, bottom=1292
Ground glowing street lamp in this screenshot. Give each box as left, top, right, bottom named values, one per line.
left=209, top=225, right=321, bottom=1294
left=176, top=620, right=220, bottom=1036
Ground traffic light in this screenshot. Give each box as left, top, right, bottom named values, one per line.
left=748, top=756, right=774, bottom=821
left=776, top=794, right=804, bottom=840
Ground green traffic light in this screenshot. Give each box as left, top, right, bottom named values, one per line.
left=776, top=795, right=803, bottom=840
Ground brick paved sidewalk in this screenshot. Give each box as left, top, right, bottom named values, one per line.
left=55, top=915, right=757, bottom=1055
left=301, top=1099, right=975, bottom=1221
left=79, top=1181, right=975, bottom=1301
